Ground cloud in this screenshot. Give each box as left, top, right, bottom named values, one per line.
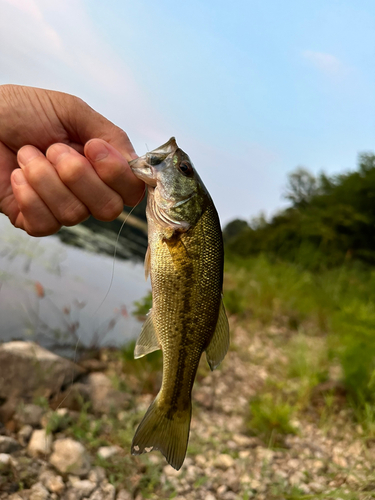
left=302, top=50, right=349, bottom=78
left=0, top=0, right=167, bottom=145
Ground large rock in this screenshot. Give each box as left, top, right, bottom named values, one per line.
left=0, top=341, right=85, bottom=400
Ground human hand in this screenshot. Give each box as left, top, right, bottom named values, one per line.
left=0, top=85, right=144, bottom=236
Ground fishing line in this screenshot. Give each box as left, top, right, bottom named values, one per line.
left=55, top=187, right=146, bottom=413
left=94, top=187, right=146, bottom=315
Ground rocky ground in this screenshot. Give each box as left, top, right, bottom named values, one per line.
left=0, top=317, right=374, bottom=499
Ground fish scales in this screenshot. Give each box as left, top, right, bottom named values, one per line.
left=154, top=203, right=223, bottom=409
left=129, top=138, right=229, bottom=470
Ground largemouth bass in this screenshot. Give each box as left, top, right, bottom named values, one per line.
left=129, top=138, right=229, bottom=470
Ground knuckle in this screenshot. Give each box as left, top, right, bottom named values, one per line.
left=97, top=161, right=125, bottom=185
left=22, top=161, right=45, bottom=187
left=58, top=202, right=89, bottom=227
left=93, top=196, right=123, bottom=222
left=57, top=157, right=88, bottom=185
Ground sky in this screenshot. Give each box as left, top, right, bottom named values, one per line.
left=1, top=0, right=375, bottom=225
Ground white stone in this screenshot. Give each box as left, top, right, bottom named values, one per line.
left=89, top=483, right=116, bottom=500
left=27, top=429, right=52, bottom=457
left=214, top=453, right=235, bottom=470
left=18, top=424, right=33, bottom=445
left=194, top=454, right=207, bottom=467
left=116, top=490, right=132, bottom=500
left=88, top=466, right=107, bottom=484
left=0, top=453, right=11, bottom=471
left=97, top=445, right=121, bottom=460
left=40, top=470, right=65, bottom=494
left=163, top=464, right=182, bottom=477
left=86, top=372, right=126, bottom=414
left=309, top=481, right=326, bottom=493
left=29, top=482, right=49, bottom=500
left=71, top=479, right=96, bottom=497
left=50, top=438, right=91, bottom=476
left=232, top=433, right=253, bottom=447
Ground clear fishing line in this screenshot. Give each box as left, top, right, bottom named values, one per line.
left=55, top=188, right=146, bottom=414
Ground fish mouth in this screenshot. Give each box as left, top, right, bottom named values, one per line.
left=129, top=157, right=157, bottom=187
left=129, top=137, right=179, bottom=186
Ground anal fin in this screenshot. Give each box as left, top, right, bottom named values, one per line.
left=134, top=310, right=160, bottom=359
left=205, top=298, right=230, bottom=370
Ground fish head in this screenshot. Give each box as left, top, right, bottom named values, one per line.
left=130, top=138, right=209, bottom=230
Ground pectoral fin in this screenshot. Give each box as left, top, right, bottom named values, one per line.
left=144, top=245, right=151, bottom=280
left=134, top=311, right=160, bottom=359
left=206, top=299, right=230, bottom=370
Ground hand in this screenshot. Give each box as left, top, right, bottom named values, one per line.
left=0, top=85, right=144, bottom=236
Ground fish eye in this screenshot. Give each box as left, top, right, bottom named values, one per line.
left=178, top=161, right=194, bottom=177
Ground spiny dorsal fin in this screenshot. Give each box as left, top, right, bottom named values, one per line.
left=134, top=311, right=160, bottom=359
left=205, top=298, right=230, bottom=370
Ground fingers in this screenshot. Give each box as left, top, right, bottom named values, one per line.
left=18, top=146, right=90, bottom=226
left=11, top=139, right=144, bottom=237
left=11, top=168, right=61, bottom=237
left=85, top=139, right=145, bottom=207
left=46, top=144, right=125, bottom=221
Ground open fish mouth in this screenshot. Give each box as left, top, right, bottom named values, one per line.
left=129, top=157, right=157, bottom=186
left=129, top=137, right=179, bottom=187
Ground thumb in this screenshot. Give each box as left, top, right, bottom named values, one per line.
left=48, top=90, right=138, bottom=162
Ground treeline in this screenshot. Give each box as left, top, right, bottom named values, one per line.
left=224, top=153, right=375, bottom=269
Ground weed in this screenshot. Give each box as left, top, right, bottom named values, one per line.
left=247, top=393, right=297, bottom=446
left=225, top=254, right=375, bottom=412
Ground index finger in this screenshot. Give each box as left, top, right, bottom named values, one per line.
left=84, top=139, right=145, bottom=207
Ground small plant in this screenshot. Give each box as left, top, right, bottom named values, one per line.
left=247, top=393, right=297, bottom=446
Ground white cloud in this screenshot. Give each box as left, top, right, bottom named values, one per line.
left=302, top=50, right=349, bottom=78
left=0, top=0, right=167, bottom=145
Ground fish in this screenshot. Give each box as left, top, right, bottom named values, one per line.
left=129, top=137, right=229, bottom=470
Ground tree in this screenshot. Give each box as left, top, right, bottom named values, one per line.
left=284, top=168, right=317, bottom=207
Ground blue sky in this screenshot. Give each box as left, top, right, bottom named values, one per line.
left=1, top=0, right=375, bottom=225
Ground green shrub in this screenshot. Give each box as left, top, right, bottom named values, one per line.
left=247, top=393, right=297, bottom=446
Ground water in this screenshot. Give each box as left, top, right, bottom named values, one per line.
left=0, top=214, right=150, bottom=357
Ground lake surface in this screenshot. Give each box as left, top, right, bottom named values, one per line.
left=0, top=214, right=150, bottom=357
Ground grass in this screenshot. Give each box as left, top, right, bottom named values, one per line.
left=224, top=254, right=375, bottom=413
left=247, top=393, right=297, bottom=446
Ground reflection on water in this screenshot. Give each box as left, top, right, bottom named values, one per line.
left=0, top=215, right=150, bottom=357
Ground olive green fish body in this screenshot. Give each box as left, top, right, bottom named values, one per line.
left=152, top=200, right=223, bottom=407
left=130, top=138, right=229, bottom=470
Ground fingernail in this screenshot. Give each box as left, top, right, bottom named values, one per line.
left=18, top=146, right=42, bottom=165
left=12, top=169, right=27, bottom=185
left=86, top=141, right=109, bottom=162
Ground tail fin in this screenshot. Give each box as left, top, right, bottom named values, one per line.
left=131, top=395, right=192, bottom=470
